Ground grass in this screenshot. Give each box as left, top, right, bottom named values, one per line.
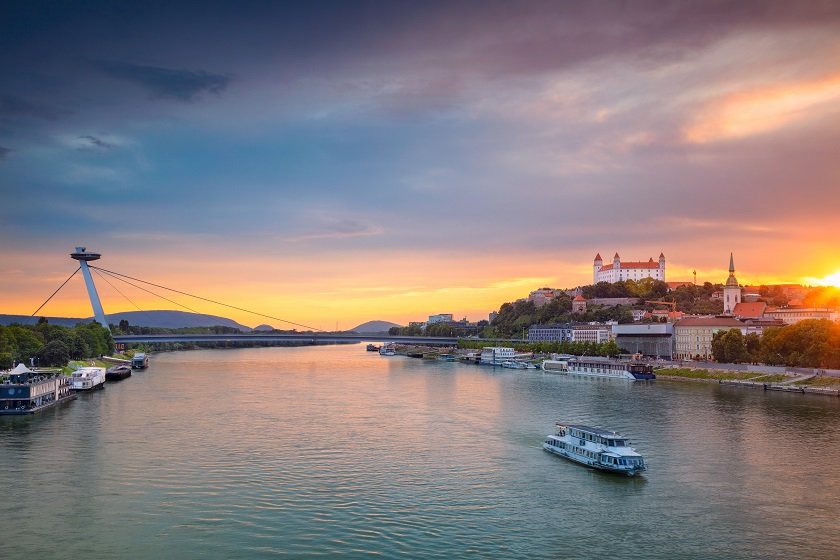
left=793, top=376, right=840, bottom=387
left=750, top=374, right=790, bottom=383
left=655, top=367, right=755, bottom=381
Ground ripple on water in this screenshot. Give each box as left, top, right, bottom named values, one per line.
left=2, top=346, right=840, bottom=559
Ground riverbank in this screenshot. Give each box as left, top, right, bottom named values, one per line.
left=656, top=367, right=840, bottom=397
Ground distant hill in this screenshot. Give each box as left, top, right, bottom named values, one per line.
left=0, top=314, right=87, bottom=327
left=0, top=310, right=252, bottom=331
left=253, top=324, right=275, bottom=331
left=351, top=320, right=402, bottom=333
left=105, top=310, right=252, bottom=331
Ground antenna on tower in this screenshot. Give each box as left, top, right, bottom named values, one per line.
left=693, top=270, right=697, bottom=286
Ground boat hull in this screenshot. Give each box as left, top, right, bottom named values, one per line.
left=543, top=443, right=644, bottom=476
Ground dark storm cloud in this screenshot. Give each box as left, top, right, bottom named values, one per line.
left=93, top=61, right=232, bottom=102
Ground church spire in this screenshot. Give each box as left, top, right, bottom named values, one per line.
left=729, top=252, right=735, bottom=273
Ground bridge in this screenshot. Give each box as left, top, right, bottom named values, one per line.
left=113, top=333, right=464, bottom=345
left=36, top=247, right=511, bottom=347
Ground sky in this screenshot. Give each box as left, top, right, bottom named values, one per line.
left=2, top=0, right=840, bottom=329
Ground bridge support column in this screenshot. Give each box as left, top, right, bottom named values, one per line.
left=70, top=247, right=109, bottom=330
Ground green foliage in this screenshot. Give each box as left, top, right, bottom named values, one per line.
left=758, top=319, right=840, bottom=368
left=37, top=340, right=71, bottom=366
left=0, top=321, right=113, bottom=368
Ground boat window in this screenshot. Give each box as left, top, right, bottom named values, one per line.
left=615, top=440, right=625, bottom=446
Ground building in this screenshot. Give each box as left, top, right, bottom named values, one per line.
left=764, top=307, right=838, bottom=325
left=528, top=323, right=572, bottom=342
left=723, top=253, right=742, bottom=314
left=489, top=311, right=498, bottom=323
left=732, top=302, right=767, bottom=319
left=593, top=252, right=665, bottom=284
left=612, top=323, right=674, bottom=359
left=528, top=288, right=560, bottom=307
left=572, top=294, right=587, bottom=313
left=674, top=317, right=746, bottom=360
left=480, top=347, right=515, bottom=365
left=427, top=313, right=453, bottom=325
left=571, top=324, right=612, bottom=344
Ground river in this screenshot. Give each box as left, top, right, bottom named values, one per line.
left=2, top=345, right=839, bottom=559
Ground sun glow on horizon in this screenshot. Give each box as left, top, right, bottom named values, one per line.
left=804, top=271, right=840, bottom=288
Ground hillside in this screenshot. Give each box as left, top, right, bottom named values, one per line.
left=0, top=310, right=252, bottom=330
left=106, top=310, right=252, bottom=330
left=351, top=320, right=402, bottom=333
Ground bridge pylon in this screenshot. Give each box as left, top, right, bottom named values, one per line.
left=70, top=246, right=109, bottom=330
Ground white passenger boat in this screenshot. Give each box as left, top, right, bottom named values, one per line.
left=69, top=367, right=106, bottom=391
left=543, top=423, right=646, bottom=476
left=541, top=357, right=655, bottom=380
left=379, top=343, right=396, bottom=356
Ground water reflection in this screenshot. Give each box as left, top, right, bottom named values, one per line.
left=2, top=345, right=839, bottom=559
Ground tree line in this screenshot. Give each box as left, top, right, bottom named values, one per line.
left=711, top=319, right=840, bottom=368
left=0, top=318, right=115, bottom=368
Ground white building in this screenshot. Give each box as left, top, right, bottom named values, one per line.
left=428, top=313, right=453, bottom=324
left=480, top=347, right=516, bottom=365
left=594, top=252, right=665, bottom=284
left=571, top=324, right=612, bottom=344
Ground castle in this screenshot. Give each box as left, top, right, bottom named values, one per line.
left=594, top=252, right=665, bottom=284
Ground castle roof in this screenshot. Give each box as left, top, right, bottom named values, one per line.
left=659, top=252, right=665, bottom=259
left=594, top=253, right=602, bottom=261
left=573, top=294, right=586, bottom=301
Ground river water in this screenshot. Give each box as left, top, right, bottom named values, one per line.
left=2, top=345, right=839, bottom=559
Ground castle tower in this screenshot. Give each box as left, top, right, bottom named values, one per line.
left=70, top=247, right=109, bottom=330
left=593, top=253, right=603, bottom=284
left=723, top=252, right=741, bottom=314
left=613, top=252, right=621, bottom=282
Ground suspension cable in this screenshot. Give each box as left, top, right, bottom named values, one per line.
left=92, top=268, right=143, bottom=312
left=93, top=268, right=217, bottom=318
left=90, top=265, right=323, bottom=332
left=31, top=267, right=80, bottom=317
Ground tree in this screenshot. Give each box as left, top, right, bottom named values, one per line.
left=37, top=340, right=70, bottom=366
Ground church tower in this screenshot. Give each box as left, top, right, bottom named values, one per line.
left=723, top=253, right=741, bottom=314
left=593, top=253, right=603, bottom=284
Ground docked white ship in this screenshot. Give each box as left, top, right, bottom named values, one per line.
left=379, top=343, right=396, bottom=356
left=69, top=367, right=106, bottom=391
left=543, top=423, right=646, bottom=476
left=541, top=357, right=655, bottom=380
left=480, top=347, right=516, bottom=365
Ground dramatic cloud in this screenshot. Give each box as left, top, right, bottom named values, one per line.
left=94, top=60, right=231, bottom=101
left=1, top=1, right=840, bottom=324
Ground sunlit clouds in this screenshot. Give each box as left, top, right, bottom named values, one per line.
left=2, top=2, right=840, bottom=326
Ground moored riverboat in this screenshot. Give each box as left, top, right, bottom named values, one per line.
left=105, top=365, right=132, bottom=381
left=541, top=357, right=655, bottom=380
left=543, top=423, right=646, bottom=476
left=70, top=367, right=106, bottom=391
left=379, top=343, right=396, bottom=356
left=0, top=364, right=77, bottom=415
left=131, top=353, right=149, bottom=369
left=366, top=344, right=380, bottom=352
